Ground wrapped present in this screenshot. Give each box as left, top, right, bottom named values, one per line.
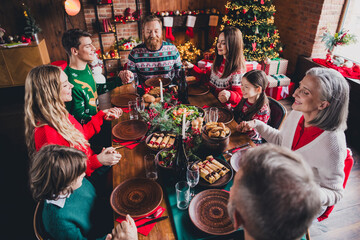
left=266, top=82, right=295, bottom=101
left=267, top=74, right=291, bottom=88
left=262, top=58, right=288, bottom=75
left=197, top=59, right=213, bottom=71
left=203, top=48, right=215, bottom=60
left=245, top=61, right=262, bottom=72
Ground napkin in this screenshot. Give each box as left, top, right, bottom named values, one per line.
left=121, top=107, right=130, bottom=113
left=116, top=206, right=166, bottom=236
left=202, top=105, right=210, bottom=109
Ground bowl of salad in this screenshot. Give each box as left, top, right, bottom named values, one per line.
left=167, top=104, right=205, bottom=125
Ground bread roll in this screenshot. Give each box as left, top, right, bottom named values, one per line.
left=143, top=94, right=155, bottom=103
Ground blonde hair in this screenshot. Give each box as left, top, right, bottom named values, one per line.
left=24, top=65, right=88, bottom=156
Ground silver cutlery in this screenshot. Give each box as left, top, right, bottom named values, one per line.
left=134, top=208, right=162, bottom=222
left=137, top=216, right=168, bottom=228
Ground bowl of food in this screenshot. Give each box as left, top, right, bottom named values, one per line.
left=201, top=122, right=231, bottom=155
left=155, top=149, right=176, bottom=181
left=145, top=132, right=176, bottom=152
left=166, top=104, right=205, bottom=125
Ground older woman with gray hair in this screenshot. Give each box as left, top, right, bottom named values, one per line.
left=240, top=67, right=349, bottom=210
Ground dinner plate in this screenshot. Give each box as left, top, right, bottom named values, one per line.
left=145, top=77, right=171, bottom=87
left=111, top=93, right=138, bottom=108
left=194, top=158, right=233, bottom=188
left=189, top=189, right=235, bottom=235
left=112, top=120, right=148, bottom=141
left=110, top=178, right=163, bottom=217
left=217, top=107, right=234, bottom=125
left=230, top=147, right=250, bottom=172
left=188, top=84, right=210, bottom=96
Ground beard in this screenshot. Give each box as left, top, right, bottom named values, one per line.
left=145, top=36, right=162, bottom=51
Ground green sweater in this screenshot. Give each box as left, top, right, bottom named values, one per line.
left=65, top=65, right=121, bottom=124
left=42, top=178, right=109, bottom=240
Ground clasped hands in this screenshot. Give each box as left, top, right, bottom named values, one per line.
left=236, top=120, right=256, bottom=133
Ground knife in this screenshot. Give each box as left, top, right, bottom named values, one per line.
left=223, top=143, right=250, bottom=155
left=137, top=216, right=168, bottom=228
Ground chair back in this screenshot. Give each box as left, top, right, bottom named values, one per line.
left=33, top=201, right=52, bottom=240
left=267, top=97, right=287, bottom=129
left=317, top=149, right=354, bottom=222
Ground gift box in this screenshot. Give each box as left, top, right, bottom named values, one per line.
left=245, top=61, right=262, bottom=72
left=267, top=74, right=291, bottom=88
left=266, top=82, right=295, bottom=101
left=197, top=59, right=213, bottom=71
left=203, top=48, right=215, bottom=60
left=262, top=58, right=288, bottom=75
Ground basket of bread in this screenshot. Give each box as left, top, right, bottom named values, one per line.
left=201, top=122, right=231, bottom=155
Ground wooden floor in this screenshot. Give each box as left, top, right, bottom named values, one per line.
left=279, top=98, right=360, bottom=240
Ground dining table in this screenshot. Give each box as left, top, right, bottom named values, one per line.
left=110, top=85, right=256, bottom=240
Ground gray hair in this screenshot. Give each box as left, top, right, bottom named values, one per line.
left=306, top=67, right=349, bottom=131
left=232, top=144, right=321, bottom=240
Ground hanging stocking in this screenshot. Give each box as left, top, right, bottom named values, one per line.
left=186, top=15, right=196, bottom=38
left=163, top=17, right=175, bottom=41
left=209, top=15, right=219, bottom=39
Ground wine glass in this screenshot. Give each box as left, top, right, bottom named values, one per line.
left=209, top=107, right=219, bottom=123
left=136, top=97, right=145, bottom=112
left=186, top=163, right=200, bottom=198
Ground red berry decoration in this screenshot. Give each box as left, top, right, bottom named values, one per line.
left=227, top=20, right=230, bottom=24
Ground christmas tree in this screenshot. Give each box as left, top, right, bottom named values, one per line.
left=221, top=0, right=282, bottom=62
left=23, top=3, right=41, bottom=37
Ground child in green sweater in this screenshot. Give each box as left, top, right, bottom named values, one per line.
left=29, top=145, right=137, bottom=240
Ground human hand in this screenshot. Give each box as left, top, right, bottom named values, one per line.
left=97, top=147, right=122, bottom=166
left=218, top=90, right=231, bottom=103
left=103, top=108, right=123, bottom=121
left=236, top=120, right=256, bottom=133
left=118, top=70, right=134, bottom=84
left=106, top=214, right=138, bottom=240
left=182, top=61, right=194, bottom=69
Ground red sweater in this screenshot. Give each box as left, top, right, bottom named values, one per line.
left=291, top=116, right=324, bottom=151
left=34, top=111, right=106, bottom=176
left=192, top=59, right=243, bottom=108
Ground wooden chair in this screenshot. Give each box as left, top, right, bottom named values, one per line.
left=306, top=229, right=311, bottom=240
left=267, top=97, right=287, bottom=129
left=33, top=201, right=52, bottom=240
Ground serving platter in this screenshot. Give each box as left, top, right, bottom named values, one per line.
left=112, top=120, right=148, bottom=141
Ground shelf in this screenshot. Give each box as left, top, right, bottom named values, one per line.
left=96, top=2, right=113, bottom=6
left=99, top=31, right=115, bottom=35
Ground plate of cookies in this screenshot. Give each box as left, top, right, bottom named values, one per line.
left=146, top=132, right=176, bottom=152
left=191, top=155, right=233, bottom=188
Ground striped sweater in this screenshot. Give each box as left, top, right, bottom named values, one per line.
left=127, top=41, right=182, bottom=84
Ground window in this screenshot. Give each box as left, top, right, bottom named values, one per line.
left=333, top=0, right=360, bottom=63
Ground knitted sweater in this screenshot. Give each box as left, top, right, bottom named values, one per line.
left=43, top=178, right=108, bottom=240
left=254, top=110, right=346, bottom=206
left=64, top=65, right=121, bottom=124
left=127, top=41, right=182, bottom=85
left=34, top=111, right=105, bottom=176
left=192, top=59, right=243, bottom=107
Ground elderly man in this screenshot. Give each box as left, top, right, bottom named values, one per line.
left=119, top=15, right=182, bottom=87
left=228, top=144, right=321, bottom=240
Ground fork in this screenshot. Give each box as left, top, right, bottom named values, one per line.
left=134, top=208, right=162, bottom=222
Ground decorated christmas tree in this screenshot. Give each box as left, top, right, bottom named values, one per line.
left=221, top=0, right=282, bottom=62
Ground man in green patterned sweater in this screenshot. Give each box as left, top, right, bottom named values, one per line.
left=62, top=29, right=122, bottom=124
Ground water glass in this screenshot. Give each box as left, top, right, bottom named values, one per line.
left=186, top=164, right=199, bottom=198
left=175, top=181, right=190, bottom=210
left=128, top=100, right=139, bottom=120
left=136, top=97, right=145, bottom=112
left=209, top=107, right=219, bottom=123
left=144, top=154, right=158, bottom=181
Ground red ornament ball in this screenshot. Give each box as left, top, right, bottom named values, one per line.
left=226, top=20, right=230, bottom=24
left=242, top=9, right=247, bottom=14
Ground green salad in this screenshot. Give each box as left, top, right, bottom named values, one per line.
left=169, top=104, right=201, bottom=125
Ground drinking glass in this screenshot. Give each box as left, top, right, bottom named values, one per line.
left=136, top=97, right=145, bottom=112
left=175, top=181, right=190, bottom=210
left=186, top=164, right=199, bottom=198
left=209, top=107, right=219, bottom=123
left=144, top=154, right=158, bottom=181
left=128, top=100, right=139, bottom=120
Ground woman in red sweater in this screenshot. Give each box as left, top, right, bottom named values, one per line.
left=24, top=65, right=122, bottom=176
left=185, top=26, right=246, bottom=108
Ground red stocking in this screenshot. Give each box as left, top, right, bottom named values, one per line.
left=186, top=27, right=194, bottom=38
left=186, top=15, right=196, bottom=39
left=165, top=27, right=175, bottom=41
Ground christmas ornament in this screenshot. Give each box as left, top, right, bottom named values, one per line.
left=344, top=60, right=353, bottom=68
left=279, top=47, right=283, bottom=52
left=165, top=11, right=169, bottom=16
left=174, top=10, right=180, bottom=16
left=255, top=26, right=259, bottom=34
left=211, top=8, right=217, bottom=14
left=160, top=12, right=165, bottom=17
left=163, top=17, right=175, bottom=41
left=333, top=56, right=345, bottom=67
left=205, top=9, right=211, bottom=14
left=252, top=42, right=257, bottom=51
left=265, top=57, right=271, bottom=64
left=242, top=9, right=247, bottom=14
left=261, top=0, right=265, bottom=4
left=254, top=15, right=257, bottom=21
left=267, top=32, right=270, bottom=38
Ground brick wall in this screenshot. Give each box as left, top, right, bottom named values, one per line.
left=82, top=0, right=147, bottom=67
left=273, top=0, right=345, bottom=73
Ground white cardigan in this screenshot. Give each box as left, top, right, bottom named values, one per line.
left=254, top=110, right=346, bottom=206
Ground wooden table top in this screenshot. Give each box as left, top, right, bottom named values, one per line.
left=111, top=87, right=254, bottom=240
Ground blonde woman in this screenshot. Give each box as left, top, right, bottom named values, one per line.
left=25, top=65, right=122, bottom=176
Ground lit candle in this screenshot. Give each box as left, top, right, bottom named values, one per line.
left=159, top=79, right=164, bottom=102
left=182, top=108, right=186, bottom=139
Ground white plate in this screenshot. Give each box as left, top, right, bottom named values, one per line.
left=230, top=148, right=249, bottom=172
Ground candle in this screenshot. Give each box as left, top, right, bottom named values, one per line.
left=182, top=109, right=187, bottom=139
left=159, top=79, right=163, bottom=102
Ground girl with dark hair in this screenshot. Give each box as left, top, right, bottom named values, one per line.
left=234, top=69, right=270, bottom=143
left=185, top=26, right=246, bottom=108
